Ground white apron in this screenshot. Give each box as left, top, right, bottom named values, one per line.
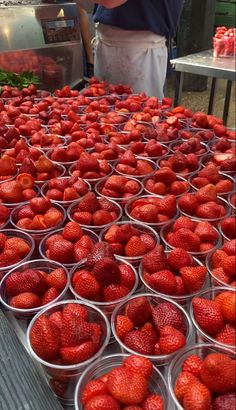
left=94, top=23, right=168, bottom=99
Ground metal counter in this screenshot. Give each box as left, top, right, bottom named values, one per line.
left=171, top=49, right=236, bottom=124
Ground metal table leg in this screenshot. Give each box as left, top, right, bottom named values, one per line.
left=208, top=77, right=217, bottom=114
left=174, top=71, right=184, bottom=106
left=223, top=80, right=232, bottom=125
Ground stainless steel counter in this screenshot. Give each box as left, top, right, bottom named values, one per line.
left=170, top=49, right=236, bottom=124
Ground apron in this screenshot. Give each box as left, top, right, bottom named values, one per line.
left=94, top=23, right=168, bottom=99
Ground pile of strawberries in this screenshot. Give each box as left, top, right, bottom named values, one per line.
left=18, top=155, right=65, bottom=183
left=173, top=351, right=236, bottom=408
left=42, top=176, right=89, bottom=203
left=79, top=355, right=165, bottom=409
left=191, top=289, right=236, bottom=346
left=126, top=195, right=177, bottom=225
left=115, top=150, right=155, bottom=176
left=144, top=167, right=189, bottom=196
left=190, top=163, right=234, bottom=195
left=0, top=231, right=31, bottom=269
left=158, top=151, right=200, bottom=177
left=141, top=245, right=208, bottom=296
left=208, top=239, right=236, bottom=287
left=70, top=152, right=112, bottom=180
left=71, top=242, right=137, bottom=303
left=2, top=265, right=68, bottom=310
left=96, top=175, right=142, bottom=202
left=114, top=296, right=187, bottom=356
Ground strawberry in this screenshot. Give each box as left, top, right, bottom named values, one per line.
left=78, top=192, right=100, bottom=214
left=77, top=235, right=94, bottom=252
left=151, top=301, right=186, bottom=334
left=49, top=311, right=63, bottom=330
left=16, top=173, right=35, bottom=190
left=30, top=315, right=60, bottom=361
left=82, top=380, right=108, bottom=405
left=142, top=394, right=164, bottom=410
left=102, top=284, right=129, bottom=301
left=178, top=194, right=199, bottom=215
left=0, top=180, right=23, bottom=203
left=212, top=393, right=236, bottom=410
left=220, top=292, right=236, bottom=324
left=0, top=205, right=10, bottom=225
left=123, top=329, right=155, bottom=355
left=125, top=296, right=151, bottom=326
left=4, top=237, right=31, bottom=258
left=119, top=264, right=136, bottom=290
left=123, top=355, right=153, bottom=379
left=60, top=341, right=95, bottom=365
left=194, top=221, right=219, bottom=242
left=84, top=395, right=120, bottom=410
left=211, top=249, right=228, bottom=268
left=180, top=266, right=207, bottom=293
left=220, top=218, right=236, bottom=240
left=215, top=324, right=236, bottom=346
left=170, top=228, right=201, bottom=252
left=130, top=204, right=158, bottom=223
left=41, top=287, right=59, bottom=305
left=92, top=209, right=113, bottom=225
left=29, top=197, right=51, bottom=214
left=5, top=269, right=46, bottom=297
left=140, top=234, right=159, bottom=252
left=125, top=236, right=147, bottom=257
left=142, top=245, right=168, bottom=273
left=77, top=152, right=100, bottom=174
left=63, top=303, right=88, bottom=321
left=192, top=297, right=225, bottom=335
left=200, top=353, right=236, bottom=393
left=46, top=268, right=67, bottom=292
left=48, top=239, right=74, bottom=264
left=61, top=311, right=92, bottom=347
left=43, top=208, right=64, bottom=229
left=168, top=248, right=193, bottom=271
left=183, top=382, right=211, bottom=410
left=159, top=325, right=186, bottom=354
left=145, top=270, right=177, bottom=295
left=10, top=292, right=41, bottom=309
left=182, top=355, right=203, bottom=377
left=87, top=242, right=114, bottom=268
left=106, top=366, right=148, bottom=405
left=222, top=239, right=236, bottom=256
left=196, top=184, right=218, bottom=204
left=222, top=256, right=236, bottom=277
left=62, top=221, right=83, bottom=242
left=116, top=315, right=134, bottom=340
left=92, top=257, right=121, bottom=285
left=157, top=194, right=177, bottom=218
left=0, top=249, right=21, bottom=267
left=19, top=158, right=38, bottom=177
left=173, top=216, right=197, bottom=232
left=198, top=163, right=220, bottom=184
left=74, top=271, right=101, bottom=300
left=174, top=371, right=199, bottom=403
left=196, top=202, right=224, bottom=219
left=73, top=211, right=93, bottom=225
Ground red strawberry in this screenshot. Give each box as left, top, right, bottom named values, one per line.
left=170, top=228, right=201, bottom=252
left=60, top=341, right=95, bottom=365
left=178, top=194, right=199, bottom=215
left=82, top=380, right=108, bottom=405
left=87, top=242, right=114, bottom=268
left=142, top=245, right=168, bottom=273
left=123, top=355, right=153, bottom=379
left=3, top=237, right=31, bottom=258
left=222, top=239, right=236, bottom=256
left=92, top=210, right=113, bottom=225
left=168, top=248, right=193, bottom=271
left=182, top=355, right=203, bottom=377
left=180, top=266, right=207, bottom=293
left=222, top=256, right=236, bottom=277
left=125, top=296, right=151, bottom=326
left=116, top=315, right=134, bottom=340
left=46, top=268, right=67, bottom=292
left=73, top=211, right=93, bottom=225
left=30, top=315, right=60, bottom=361
left=220, top=292, right=236, bottom=324
left=158, top=194, right=177, bottom=217
left=151, top=301, right=186, bottom=334
left=84, top=394, right=120, bottom=410
left=196, top=202, right=224, bottom=219
left=41, top=287, right=59, bottom=305
left=183, top=382, right=211, bottom=410
left=196, top=184, right=218, bottom=204
left=102, top=284, right=129, bottom=301
left=106, top=366, right=148, bottom=405
left=63, top=303, right=88, bottom=321
left=173, top=216, right=197, bottom=232
left=92, top=257, right=121, bottom=285
left=29, top=197, right=51, bottom=214
left=159, top=325, right=186, bottom=354
left=123, top=329, right=155, bottom=355
left=61, top=311, right=92, bottom=347
left=199, top=163, right=220, bottom=184
left=77, top=234, right=94, bottom=251
left=215, top=324, right=236, bottom=346
left=49, top=311, right=63, bottom=330
left=212, top=393, right=236, bottom=410
left=74, top=271, right=100, bottom=300
left=0, top=249, right=21, bottom=267
left=78, top=192, right=100, bottom=214
left=145, top=270, right=177, bottom=295
left=125, top=236, right=147, bottom=257
left=175, top=371, right=199, bottom=403
left=48, top=239, right=74, bottom=264
left=194, top=221, right=219, bottom=242
left=220, top=218, right=236, bottom=240
left=200, top=353, right=236, bottom=393
left=142, top=394, right=164, bottom=410
left=192, top=297, right=225, bottom=335
left=10, top=292, right=41, bottom=309
left=139, top=233, right=156, bottom=252
left=62, top=221, right=83, bottom=242
left=119, top=264, right=136, bottom=290
left=77, top=152, right=100, bottom=174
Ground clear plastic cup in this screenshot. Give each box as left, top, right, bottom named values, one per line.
left=168, top=343, right=235, bottom=410
left=34, top=163, right=66, bottom=188
left=0, top=229, right=35, bottom=280
left=157, top=155, right=202, bottom=178
left=27, top=299, right=110, bottom=406
left=39, top=227, right=99, bottom=271
left=0, top=184, right=41, bottom=209
left=41, top=177, right=91, bottom=209
left=99, top=221, right=160, bottom=267
left=190, top=286, right=236, bottom=350
left=75, top=353, right=171, bottom=410
left=179, top=128, right=216, bottom=142
left=0, top=168, right=19, bottom=184
left=170, top=140, right=210, bottom=158
left=45, top=148, right=82, bottom=169
left=115, top=157, right=156, bottom=179
left=139, top=254, right=209, bottom=307
left=189, top=172, right=235, bottom=199
left=206, top=249, right=235, bottom=288
left=0, top=259, right=70, bottom=320
left=125, top=194, right=179, bottom=233
left=178, top=195, right=231, bottom=226
left=68, top=162, right=114, bottom=187
left=200, top=153, right=236, bottom=176
left=160, top=221, right=222, bottom=261
left=28, top=135, right=66, bottom=152
left=95, top=176, right=143, bottom=208
left=143, top=174, right=190, bottom=198
left=67, top=197, right=123, bottom=233
left=111, top=293, right=193, bottom=366
left=130, top=142, right=170, bottom=161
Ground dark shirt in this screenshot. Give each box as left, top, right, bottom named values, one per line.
left=94, top=0, right=184, bottom=38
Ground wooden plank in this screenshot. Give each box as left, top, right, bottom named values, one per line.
left=0, top=311, right=63, bottom=410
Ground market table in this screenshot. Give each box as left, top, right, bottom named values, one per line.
left=170, top=49, right=236, bottom=124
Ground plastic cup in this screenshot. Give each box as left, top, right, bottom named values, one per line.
left=157, top=155, right=202, bottom=178
left=115, top=157, right=156, bottom=179
left=170, top=140, right=210, bottom=158
left=206, top=250, right=235, bottom=288
left=28, top=135, right=66, bottom=152
left=139, top=254, right=209, bottom=308
left=0, top=259, right=70, bottom=320
left=189, top=172, right=235, bottom=199
left=0, top=229, right=35, bottom=280
left=168, top=343, right=235, bottom=410
left=200, top=153, right=235, bottom=176
left=67, top=197, right=123, bottom=233
left=143, top=174, right=190, bottom=198
left=45, top=148, right=81, bottom=169
left=34, top=163, right=66, bottom=188
left=160, top=221, right=222, bottom=261
left=75, top=353, right=171, bottom=410
left=27, top=300, right=110, bottom=406
left=190, top=286, right=236, bottom=350
left=0, top=184, right=41, bottom=210
left=125, top=194, right=179, bottom=233
left=95, top=176, right=143, bottom=208
left=111, top=293, right=193, bottom=366
left=68, top=162, right=114, bottom=187
left=179, top=128, right=216, bottom=142
left=39, top=227, right=99, bottom=271
left=99, top=221, right=160, bottom=268
left=41, top=177, right=91, bottom=209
